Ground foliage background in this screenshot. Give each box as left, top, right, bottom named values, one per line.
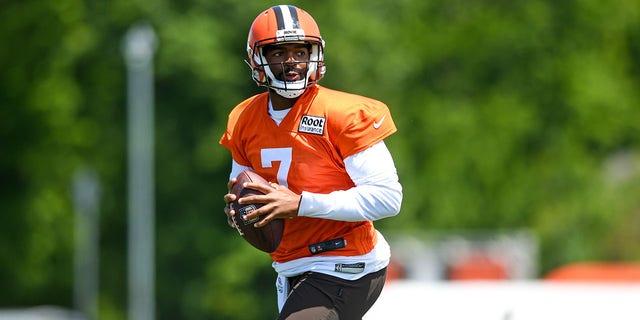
left=1, top=0, right=639, bottom=319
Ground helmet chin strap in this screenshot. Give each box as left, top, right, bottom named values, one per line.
left=274, top=87, right=305, bottom=99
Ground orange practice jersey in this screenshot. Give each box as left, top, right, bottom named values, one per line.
left=220, top=85, right=397, bottom=263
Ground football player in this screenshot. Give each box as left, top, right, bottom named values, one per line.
left=221, top=5, right=403, bottom=319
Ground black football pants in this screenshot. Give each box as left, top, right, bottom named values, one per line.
left=278, top=267, right=387, bottom=320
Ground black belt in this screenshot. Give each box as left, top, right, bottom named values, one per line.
left=308, top=238, right=346, bottom=255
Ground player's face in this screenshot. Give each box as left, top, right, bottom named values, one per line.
left=263, top=43, right=310, bottom=82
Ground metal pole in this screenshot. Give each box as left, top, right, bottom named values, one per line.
left=72, top=168, right=100, bottom=320
left=123, top=22, right=157, bottom=320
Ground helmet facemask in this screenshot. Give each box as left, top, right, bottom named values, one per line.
left=250, top=41, right=325, bottom=99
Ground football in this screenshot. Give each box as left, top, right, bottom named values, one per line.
left=230, top=170, right=284, bottom=253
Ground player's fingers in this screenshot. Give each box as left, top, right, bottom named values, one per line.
left=243, top=181, right=277, bottom=194
left=223, top=193, right=236, bottom=204
left=227, top=215, right=235, bottom=228
left=237, top=193, right=270, bottom=205
left=226, top=177, right=237, bottom=191
left=251, top=205, right=294, bottom=228
left=254, top=212, right=276, bottom=228
left=224, top=204, right=235, bottom=216
left=223, top=204, right=237, bottom=228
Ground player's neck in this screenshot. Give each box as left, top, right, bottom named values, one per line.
left=269, top=90, right=299, bottom=110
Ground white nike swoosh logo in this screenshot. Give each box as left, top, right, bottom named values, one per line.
left=373, top=115, right=386, bottom=129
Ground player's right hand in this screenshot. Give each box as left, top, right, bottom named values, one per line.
left=223, top=178, right=238, bottom=228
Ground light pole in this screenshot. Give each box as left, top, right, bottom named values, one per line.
left=122, top=22, right=157, bottom=320
left=72, top=168, right=100, bottom=320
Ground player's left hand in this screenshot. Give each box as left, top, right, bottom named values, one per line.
left=238, top=182, right=301, bottom=228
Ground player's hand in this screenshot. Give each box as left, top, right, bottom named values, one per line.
left=223, top=178, right=238, bottom=228
left=238, top=182, right=301, bottom=228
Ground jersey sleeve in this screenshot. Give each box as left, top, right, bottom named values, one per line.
left=219, top=94, right=267, bottom=167
left=219, top=114, right=251, bottom=166
left=330, top=98, right=397, bottom=159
